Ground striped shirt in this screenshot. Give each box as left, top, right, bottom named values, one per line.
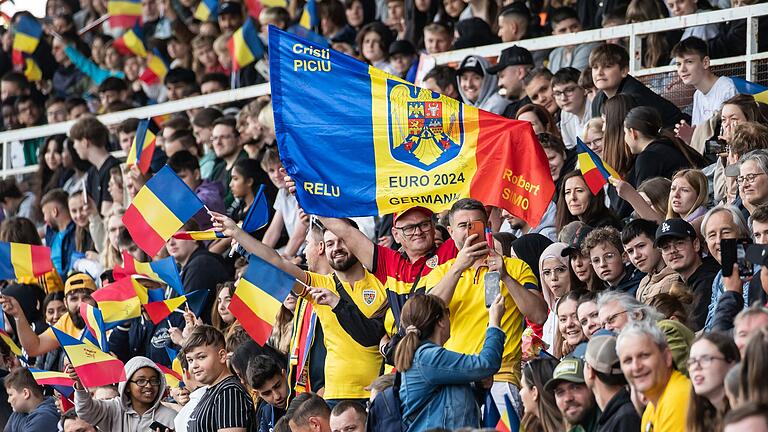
left=188, top=375, right=257, bottom=432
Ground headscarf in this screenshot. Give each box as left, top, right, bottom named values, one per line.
left=538, top=242, right=570, bottom=310
left=510, top=233, right=554, bottom=285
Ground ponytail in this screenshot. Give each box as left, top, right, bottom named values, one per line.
left=625, top=106, right=707, bottom=168
left=393, top=294, right=448, bottom=371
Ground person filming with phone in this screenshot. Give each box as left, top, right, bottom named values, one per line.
left=419, top=198, right=548, bottom=417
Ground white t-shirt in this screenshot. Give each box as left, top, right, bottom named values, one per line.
left=692, top=76, right=737, bottom=125
left=559, top=98, right=593, bottom=150
left=174, top=387, right=208, bottom=432
left=274, top=188, right=300, bottom=238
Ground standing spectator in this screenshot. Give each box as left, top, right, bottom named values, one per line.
left=3, top=368, right=59, bottom=431
left=0, top=179, right=37, bottom=222
left=496, top=3, right=530, bottom=43
left=456, top=56, right=510, bottom=115
left=584, top=334, right=641, bottom=431
left=422, top=23, right=453, bottom=55
left=621, top=219, right=681, bottom=304
left=208, top=117, right=247, bottom=208
left=184, top=325, right=257, bottom=432
left=582, top=227, right=644, bottom=296
left=523, top=68, right=558, bottom=117
left=547, top=8, right=598, bottom=73
left=168, top=150, right=225, bottom=231
left=396, top=294, right=505, bottom=430
left=40, top=189, right=76, bottom=275
left=246, top=355, right=289, bottom=431
left=329, top=401, right=366, bottom=432
left=69, top=116, right=120, bottom=216
left=489, top=46, right=534, bottom=120
left=617, top=321, right=691, bottom=431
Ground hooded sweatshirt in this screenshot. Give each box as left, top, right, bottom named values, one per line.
left=74, top=356, right=177, bottom=432
left=456, top=56, right=510, bottom=116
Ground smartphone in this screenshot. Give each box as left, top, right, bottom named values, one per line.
left=484, top=271, right=500, bottom=307
left=467, top=221, right=485, bottom=245
left=148, top=421, right=171, bottom=431
left=485, top=228, right=494, bottom=251
left=721, top=238, right=753, bottom=278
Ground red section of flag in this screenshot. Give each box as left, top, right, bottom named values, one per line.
left=122, top=204, right=167, bottom=258
left=228, top=294, right=273, bottom=345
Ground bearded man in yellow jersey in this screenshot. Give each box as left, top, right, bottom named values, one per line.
left=212, top=213, right=386, bottom=406
left=419, top=198, right=548, bottom=417
left=617, top=320, right=691, bottom=432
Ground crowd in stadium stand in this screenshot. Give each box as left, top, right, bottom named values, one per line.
left=0, top=0, right=766, bottom=431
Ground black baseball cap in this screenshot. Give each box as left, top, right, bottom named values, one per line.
left=654, top=218, right=697, bottom=247
left=457, top=56, right=484, bottom=77
left=561, top=222, right=594, bottom=257
left=218, top=1, right=242, bottom=16
left=488, top=46, right=534, bottom=74
left=389, top=40, right=417, bottom=57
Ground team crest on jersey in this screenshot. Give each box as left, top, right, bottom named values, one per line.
left=362, top=289, right=377, bottom=305
left=387, top=82, right=464, bottom=170
left=426, top=255, right=439, bottom=269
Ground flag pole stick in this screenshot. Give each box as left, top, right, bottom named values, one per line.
left=78, top=14, right=110, bottom=36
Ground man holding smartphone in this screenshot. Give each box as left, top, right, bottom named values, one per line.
left=419, top=198, right=548, bottom=416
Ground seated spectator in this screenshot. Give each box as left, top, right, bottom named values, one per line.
left=4, top=367, right=59, bottom=431
left=200, top=72, right=230, bottom=95
left=686, top=332, right=740, bottom=432
left=396, top=294, right=505, bottom=430
left=488, top=46, right=534, bottom=119
left=583, top=227, right=644, bottom=295
left=584, top=334, right=641, bottom=431
left=617, top=321, right=692, bottom=431
left=738, top=326, right=768, bottom=405
left=544, top=358, right=599, bottom=430
left=208, top=116, right=248, bottom=208
left=520, top=357, right=562, bottom=431
left=60, top=408, right=98, bottom=432
left=97, top=78, right=131, bottom=113
left=388, top=40, right=417, bottom=80
left=422, top=22, right=453, bottom=55
left=191, top=107, right=223, bottom=180
left=577, top=292, right=601, bottom=339
left=590, top=43, right=688, bottom=127
left=539, top=242, right=578, bottom=348
left=523, top=67, right=558, bottom=117
left=552, top=67, right=591, bottom=149
left=516, top=105, right=560, bottom=136
left=655, top=218, right=719, bottom=331
left=44, top=97, right=68, bottom=124
left=456, top=55, right=509, bottom=115
left=667, top=169, right=709, bottom=227
left=669, top=0, right=719, bottom=42
left=165, top=68, right=200, bottom=101
left=723, top=402, right=768, bottom=432
left=497, top=3, right=530, bottom=43
left=554, top=171, right=622, bottom=232
left=421, top=65, right=460, bottom=101
left=581, top=117, right=604, bottom=157
left=622, top=219, right=681, bottom=304
left=116, top=118, right=139, bottom=154
left=555, top=291, right=587, bottom=358
left=732, top=303, right=768, bottom=355
left=0, top=179, right=37, bottom=222
left=165, top=130, right=201, bottom=158
left=356, top=22, right=395, bottom=74
left=329, top=401, right=366, bottom=432
left=68, top=356, right=176, bottom=431
left=561, top=222, right=601, bottom=291
left=548, top=7, right=598, bottom=73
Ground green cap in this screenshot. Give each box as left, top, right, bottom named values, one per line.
left=544, top=358, right=585, bottom=392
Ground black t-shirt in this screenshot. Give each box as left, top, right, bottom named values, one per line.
left=189, top=375, right=257, bottom=432
left=85, top=155, right=120, bottom=210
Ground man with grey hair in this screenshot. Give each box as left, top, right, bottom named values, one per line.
left=702, top=205, right=753, bottom=331
left=616, top=321, right=691, bottom=432
left=732, top=303, right=768, bottom=355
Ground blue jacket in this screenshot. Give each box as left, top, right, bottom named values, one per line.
left=4, top=397, right=59, bottom=432
left=44, top=221, right=76, bottom=276
left=399, top=326, right=505, bottom=431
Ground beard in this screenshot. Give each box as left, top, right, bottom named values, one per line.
left=70, top=309, right=85, bottom=329
left=330, top=254, right=359, bottom=272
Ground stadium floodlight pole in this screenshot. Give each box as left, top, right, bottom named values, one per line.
left=79, top=14, right=110, bottom=36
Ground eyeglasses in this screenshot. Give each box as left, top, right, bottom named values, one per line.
left=660, top=239, right=688, bottom=254
left=395, top=220, right=432, bottom=237
left=130, top=378, right=161, bottom=387
left=602, top=310, right=627, bottom=328
left=553, top=86, right=579, bottom=99
left=585, top=137, right=603, bottom=148
left=686, top=355, right=726, bottom=369
left=590, top=252, right=618, bottom=266
left=736, top=172, right=766, bottom=186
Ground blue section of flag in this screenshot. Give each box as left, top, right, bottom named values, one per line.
left=16, top=15, right=43, bottom=40
left=147, top=166, right=206, bottom=222
left=242, top=184, right=270, bottom=232
left=732, top=77, right=768, bottom=95
left=150, top=256, right=184, bottom=296
left=185, top=289, right=209, bottom=317
left=576, top=138, right=613, bottom=180
left=243, top=254, right=296, bottom=301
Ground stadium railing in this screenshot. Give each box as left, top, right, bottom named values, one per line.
left=1, top=3, right=766, bottom=178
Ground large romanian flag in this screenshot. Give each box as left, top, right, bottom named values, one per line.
left=12, top=15, right=42, bottom=54
left=108, top=0, right=143, bottom=29
left=123, top=165, right=205, bottom=257
left=0, top=242, right=52, bottom=280
left=229, top=17, right=265, bottom=71
left=228, top=254, right=295, bottom=345
left=576, top=138, right=621, bottom=196
left=268, top=27, right=554, bottom=226
left=126, top=118, right=159, bottom=174
left=52, top=327, right=126, bottom=388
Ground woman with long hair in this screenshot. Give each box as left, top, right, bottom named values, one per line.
left=101, top=207, right=125, bottom=270
left=355, top=22, right=395, bottom=73
left=396, top=294, right=505, bottom=430
left=686, top=332, right=740, bottom=432
left=211, top=282, right=236, bottom=333
left=520, top=357, right=563, bottom=432
left=67, top=191, right=96, bottom=255
left=537, top=132, right=574, bottom=195
left=36, top=135, right=67, bottom=198
left=555, top=290, right=586, bottom=358
left=601, top=93, right=637, bottom=179
left=61, top=138, right=90, bottom=195
left=268, top=294, right=296, bottom=355
left=555, top=170, right=622, bottom=232
left=517, top=104, right=561, bottom=137
left=626, top=0, right=677, bottom=67
left=667, top=169, right=710, bottom=223
left=227, top=158, right=264, bottom=223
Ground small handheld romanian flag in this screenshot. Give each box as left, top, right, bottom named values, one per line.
left=731, top=77, right=768, bottom=104
left=80, top=303, right=110, bottom=353
left=113, top=24, right=147, bottom=58
left=107, top=0, right=143, bottom=29
left=139, top=50, right=169, bottom=85
left=143, top=296, right=187, bottom=324
left=298, top=0, right=319, bottom=29
left=29, top=368, right=75, bottom=388
left=52, top=327, right=126, bottom=388
left=91, top=277, right=144, bottom=327
left=157, top=363, right=182, bottom=388
left=126, top=118, right=159, bottom=174
left=268, top=27, right=554, bottom=226
left=0, top=242, right=52, bottom=280
left=115, top=251, right=184, bottom=296
left=576, top=138, right=621, bottom=196
left=194, top=0, right=219, bottom=21
left=12, top=15, right=43, bottom=54
left=229, top=17, right=265, bottom=71
left=172, top=230, right=226, bottom=241
left=123, top=165, right=205, bottom=257
left=496, top=393, right=520, bottom=432
left=228, top=255, right=296, bottom=345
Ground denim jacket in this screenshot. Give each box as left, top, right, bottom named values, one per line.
left=399, top=326, right=505, bottom=431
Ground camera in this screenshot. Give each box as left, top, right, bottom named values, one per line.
left=704, top=138, right=728, bottom=156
